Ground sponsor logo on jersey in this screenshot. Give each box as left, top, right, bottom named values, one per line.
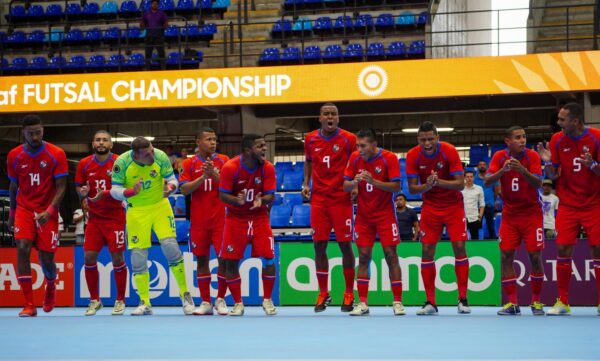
left=333, top=144, right=340, bottom=152
left=314, top=148, right=322, bottom=152
left=149, top=170, right=158, bottom=178
left=563, top=148, right=570, bottom=152
left=375, top=166, right=382, bottom=174
left=419, top=165, right=427, bottom=169
left=254, top=177, right=262, bottom=184
left=89, top=172, right=96, bottom=176
left=40, top=160, right=47, bottom=168
left=20, top=164, right=28, bottom=169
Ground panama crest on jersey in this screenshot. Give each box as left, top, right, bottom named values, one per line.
left=254, top=177, right=262, bottom=184
left=436, top=161, right=444, bottom=169
left=149, top=170, right=158, bottom=178
left=333, top=144, right=340, bottom=152
left=375, top=166, right=382, bottom=174
left=583, top=145, right=590, bottom=153
left=40, top=160, right=47, bottom=168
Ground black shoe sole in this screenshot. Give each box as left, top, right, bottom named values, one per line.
left=314, top=296, right=332, bottom=313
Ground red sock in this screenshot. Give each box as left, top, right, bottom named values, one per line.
left=529, top=272, right=544, bottom=303
left=197, top=273, right=211, bottom=303
left=316, top=269, right=329, bottom=295
left=217, top=273, right=227, bottom=299
left=343, top=268, right=355, bottom=294
left=391, top=280, right=403, bottom=302
left=556, top=257, right=572, bottom=304
left=17, top=275, right=33, bottom=305
left=262, top=274, right=276, bottom=300
left=357, top=277, right=369, bottom=304
left=113, top=263, right=128, bottom=301
left=502, top=277, right=518, bottom=304
left=85, top=263, right=99, bottom=301
left=421, top=260, right=436, bottom=304
left=594, top=259, right=600, bottom=305
left=227, top=277, right=242, bottom=304
left=455, top=257, right=469, bottom=300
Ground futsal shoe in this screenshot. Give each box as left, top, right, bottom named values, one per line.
left=349, top=302, right=369, bottom=316
left=18, top=304, right=37, bottom=317
left=530, top=301, right=545, bottom=316
left=262, top=299, right=277, bottom=316
left=416, top=301, right=438, bottom=315
left=112, top=300, right=126, bottom=315
left=497, top=303, right=521, bottom=316
left=214, top=298, right=229, bottom=315
left=341, top=292, right=355, bottom=312
left=85, top=299, right=103, bottom=316
left=546, top=299, right=571, bottom=316
left=392, top=301, right=406, bottom=316
left=229, top=303, right=245, bottom=316
left=314, top=293, right=332, bottom=313
left=457, top=298, right=471, bottom=314
left=131, top=301, right=153, bottom=316
left=43, top=283, right=56, bottom=313
left=192, top=302, right=214, bottom=316
left=181, top=291, right=195, bottom=315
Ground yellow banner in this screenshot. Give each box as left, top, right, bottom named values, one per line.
left=1, top=50, right=600, bottom=113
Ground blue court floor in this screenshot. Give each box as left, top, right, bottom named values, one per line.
left=0, top=306, right=597, bottom=361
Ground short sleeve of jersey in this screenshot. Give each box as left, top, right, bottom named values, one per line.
left=343, top=151, right=359, bottom=181
left=346, top=133, right=357, bottom=155
left=111, top=154, right=128, bottom=186
left=528, top=150, right=543, bottom=176
left=487, top=152, right=502, bottom=175
left=53, top=147, right=68, bottom=179
left=263, top=162, right=276, bottom=195
left=155, top=149, right=174, bottom=178
left=445, top=144, right=464, bottom=175
left=218, top=161, right=235, bottom=194
left=7, top=149, right=17, bottom=183
left=549, top=133, right=560, bottom=166
left=405, top=150, right=418, bottom=179
left=178, top=158, right=193, bottom=184
left=75, top=158, right=88, bottom=186
left=385, top=152, right=401, bottom=181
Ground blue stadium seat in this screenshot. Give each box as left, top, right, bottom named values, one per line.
left=272, top=20, right=292, bottom=38
left=175, top=219, right=190, bottom=242
left=1, top=58, right=9, bottom=71
left=396, top=11, right=416, bottom=29
left=10, top=57, right=29, bottom=75
left=65, top=3, right=83, bottom=18
left=367, top=42, right=385, bottom=60
left=197, top=0, right=212, bottom=9
left=259, top=47, right=280, bottom=66
left=87, top=54, right=107, bottom=72
left=313, top=17, right=332, bottom=36
left=281, top=47, right=300, bottom=63
left=386, top=41, right=406, bottom=59
left=275, top=162, right=294, bottom=173
left=201, top=23, right=217, bottom=35
left=407, top=40, right=425, bottom=58
left=26, top=30, right=45, bottom=47
left=6, top=31, right=26, bottom=48
left=283, top=193, right=303, bottom=207
left=64, top=29, right=85, bottom=45
left=45, top=4, right=64, bottom=21
left=48, top=56, right=67, bottom=70
left=119, top=0, right=139, bottom=17
left=99, top=1, right=118, bottom=19
left=164, top=25, right=180, bottom=42
left=283, top=172, right=303, bottom=191
left=124, top=53, right=145, bottom=70
left=284, top=0, right=305, bottom=11
left=67, top=55, right=87, bottom=70
left=303, top=45, right=321, bottom=63
left=334, top=16, right=353, bottom=34
left=213, top=0, right=230, bottom=10
left=174, top=195, right=186, bottom=216
left=83, top=2, right=101, bottom=18
left=181, top=24, right=200, bottom=38
left=399, top=158, right=407, bottom=173
left=28, top=5, right=44, bottom=18
left=292, top=18, right=312, bottom=37
left=103, top=27, right=122, bottom=43
left=273, top=193, right=284, bottom=205
left=322, top=44, right=343, bottom=62
left=30, top=56, right=48, bottom=72
left=324, top=0, right=344, bottom=8
left=270, top=205, right=292, bottom=227
left=177, top=0, right=195, bottom=11
left=344, top=43, right=363, bottom=62
left=294, top=161, right=305, bottom=173
left=304, top=0, right=323, bottom=9
left=490, top=143, right=506, bottom=156
left=417, top=11, right=429, bottom=27
left=5, top=5, right=26, bottom=22
left=291, top=204, right=310, bottom=227
left=106, top=54, right=125, bottom=70
left=84, top=28, right=103, bottom=44
left=48, top=28, right=64, bottom=43
left=276, top=172, right=284, bottom=191
left=140, top=0, right=153, bottom=11
left=375, top=13, right=395, bottom=33
left=469, top=145, right=488, bottom=166
left=354, top=14, right=373, bottom=34
left=125, top=27, right=144, bottom=43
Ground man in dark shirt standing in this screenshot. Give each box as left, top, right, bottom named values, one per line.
left=395, top=194, right=419, bottom=241
left=140, top=0, right=168, bottom=70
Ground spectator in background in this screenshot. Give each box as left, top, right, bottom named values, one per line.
left=462, top=170, right=485, bottom=240
left=140, top=0, right=168, bottom=70
left=72, top=204, right=87, bottom=245
left=165, top=145, right=177, bottom=166
left=541, top=179, right=559, bottom=239
left=395, top=194, right=419, bottom=241
left=173, top=148, right=189, bottom=175
left=474, top=160, right=499, bottom=239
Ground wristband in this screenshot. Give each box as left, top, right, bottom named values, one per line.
left=46, top=205, right=58, bottom=217
left=9, top=208, right=16, bottom=219
left=543, top=161, right=552, bottom=166
left=123, top=188, right=136, bottom=198
left=166, top=183, right=176, bottom=192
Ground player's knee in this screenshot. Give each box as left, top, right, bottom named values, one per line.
left=383, top=251, right=398, bottom=266
left=131, top=248, right=149, bottom=274
left=261, top=258, right=275, bottom=268
left=160, top=237, right=183, bottom=265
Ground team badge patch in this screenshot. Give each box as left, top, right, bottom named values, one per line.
left=333, top=144, right=340, bottom=152
left=375, top=166, right=382, bottom=174
left=583, top=145, right=590, bottom=153
left=106, top=170, right=112, bottom=176
left=436, top=161, right=444, bottom=169
left=149, top=170, right=157, bottom=178
left=39, top=160, right=47, bottom=168
left=254, top=177, right=262, bottom=184
left=227, top=245, right=234, bottom=253
left=131, top=235, right=138, bottom=243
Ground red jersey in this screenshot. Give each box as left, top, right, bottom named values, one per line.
left=304, top=128, right=356, bottom=204
left=487, top=148, right=542, bottom=216
left=405, top=141, right=464, bottom=207
left=344, top=148, right=401, bottom=217
left=219, top=155, right=276, bottom=218
left=75, top=153, right=125, bottom=222
left=549, top=127, right=600, bottom=209
left=179, top=153, right=229, bottom=229
left=7, top=141, right=68, bottom=212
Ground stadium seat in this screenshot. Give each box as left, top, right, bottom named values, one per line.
left=294, top=161, right=305, bottom=173
left=201, top=23, right=217, bottom=36
left=270, top=205, right=292, bottom=227
left=259, top=47, right=280, bottom=66
left=5, top=31, right=26, bottom=49
left=197, top=0, right=212, bottom=10
left=273, top=193, right=284, bottom=205
left=48, top=56, right=67, bottom=71
left=106, top=54, right=125, bottom=70
left=26, top=30, right=45, bottom=48
left=367, top=42, right=385, bottom=60
left=124, top=53, right=145, bottom=70
left=48, top=28, right=64, bottom=43
left=9, top=57, right=29, bottom=75
left=99, top=1, right=118, bottom=19
left=282, top=172, right=303, bottom=191
left=386, top=41, right=406, bottom=59
left=84, top=28, right=103, bottom=45
left=67, top=55, right=87, bottom=71
left=322, top=44, right=343, bottom=62
left=334, top=16, right=353, bottom=34
left=313, top=17, right=332, bottom=37
left=276, top=172, right=284, bottom=191
left=27, top=4, right=45, bottom=19
left=212, top=0, right=230, bottom=12
left=291, top=204, right=310, bottom=227
left=344, top=43, right=363, bottom=62
left=281, top=47, right=301, bottom=64
left=284, top=0, right=305, bottom=11
left=292, top=18, right=312, bottom=37
left=396, top=11, right=416, bottom=30
left=324, top=0, right=344, bottom=8
left=181, top=24, right=201, bottom=40
left=174, top=195, right=186, bottom=216
left=103, top=27, right=123, bottom=44
left=124, top=27, right=144, bottom=44
left=272, top=20, right=293, bottom=38
left=45, top=4, right=64, bottom=22
left=354, top=14, right=373, bottom=34
left=283, top=193, right=303, bottom=207
left=175, top=219, right=190, bottom=242
left=29, top=56, right=48, bottom=73
left=469, top=145, right=488, bottom=166
left=275, top=161, right=294, bottom=173
left=140, top=0, right=153, bottom=11
left=304, top=0, right=323, bottom=9
left=5, top=5, right=26, bottom=22
left=160, top=0, right=176, bottom=15
left=490, top=143, right=506, bottom=156
left=83, top=2, right=101, bottom=19
left=87, top=54, right=107, bottom=72
left=407, top=40, right=425, bottom=58
left=417, top=11, right=429, bottom=27
left=164, top=25, right=180, bottom=43
left=64, top=29, right=85, bottom=45
left=303, top=45, right=321, bottom=63
left=65, top=3, right=83, bottom=20
left=176, top=0, right=195, bottom=14
left=375, top=13, right=395, bottom=33
left=1, top=58, right=9, bottom=72
left=119, top=0, right=140, bottom=18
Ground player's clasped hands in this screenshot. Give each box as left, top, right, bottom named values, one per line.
left=235, top=189, right=247, bottom=206
left=580, top=151, right=594, bottom=167
left=250, top=192, right=263, bottom=210
left=34, top=210, right=51, bottom=225
left=163, top=181, right=176, bottom=198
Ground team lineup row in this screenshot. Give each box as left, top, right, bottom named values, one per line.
left=6, top=102, right=600, bottom=317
